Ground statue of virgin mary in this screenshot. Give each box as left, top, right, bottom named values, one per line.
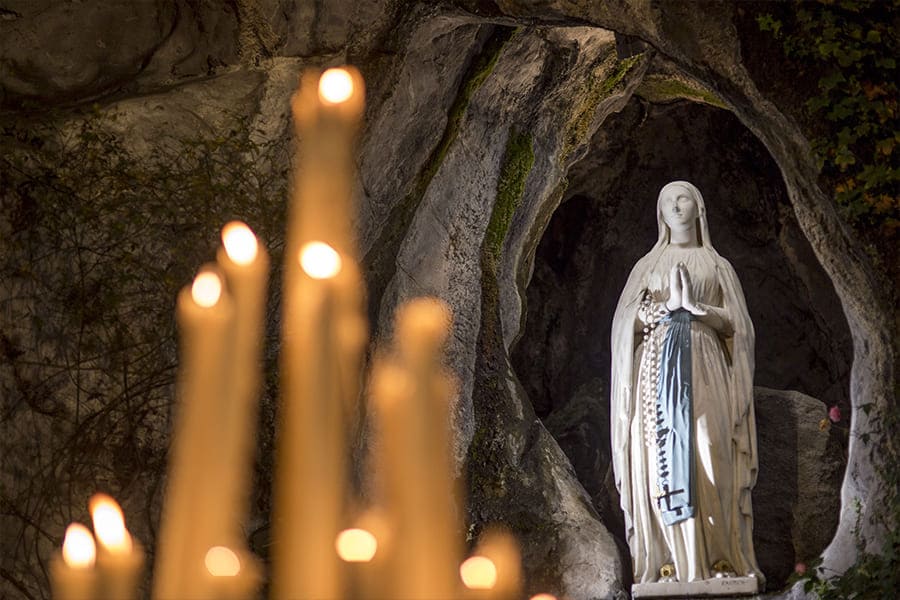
left=610, top=181, right=764, bottom=587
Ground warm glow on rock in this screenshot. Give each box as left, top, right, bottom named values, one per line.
left=460, top=556, right=497, bottom=590
left=62, top=523, right=96, bottom=569
left=205, top=546, right=241, bottom=577
left=299, top=241, right=342, bottom=279
left=529, top=594, right=557, bottom=600
left=222, top=221, right=259, bottom=266
left=192, top=271, right=223, bottom=307
left=318, top=68, right=354, bottom=104
left=335, top=528, right=377, bottom=562
left=89, top=493, right=131, bottom=554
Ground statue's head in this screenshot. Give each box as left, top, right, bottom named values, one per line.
left=655, top=181, right=710, bottom=248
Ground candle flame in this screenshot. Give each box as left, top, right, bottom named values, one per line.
left=318, top=68, right=354, bottom=104
left=530, top=595, right=557, bottom=600
left=192, top=271, right=223, bottom=308
left=335, top=528, right=377, bottom=563
left=89, top=493, right=132, bottom=554
left=460, top=556, right=497, bottom=590
left=205, top=546, right=241, bottom=577
left=299, top=241, right=342, bottom=279
left=62, top=523, right=96, bottom=569
left=222, top=221, right=259, bottom=266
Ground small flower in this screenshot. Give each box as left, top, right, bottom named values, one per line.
left=795, top=562, right=807, bottom=576
left=818, top=418, right=830, bottom=432
left=829, top=405, right=842, bottom=423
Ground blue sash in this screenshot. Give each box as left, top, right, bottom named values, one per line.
left=655, top=309, right=695, bottom=525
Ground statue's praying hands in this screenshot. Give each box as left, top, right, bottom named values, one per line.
left=667, top=262, right=707, bottom=316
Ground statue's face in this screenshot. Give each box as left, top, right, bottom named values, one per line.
left=660, top=186, right=698, bottom=232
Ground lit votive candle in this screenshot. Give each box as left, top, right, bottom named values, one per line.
left=90, top=493, right=144, bottom=600
left=204, top=546, right=261, bottom=600
left=336, top=527, right=377, bottom=600
left=50, top=523, right=97, bottom=600
left=470, top=528, right=522, bottom=600
left=460, top=555, right=498, bottom=599
left=216, top=221, right=270, bottom=546
left=154, top=266, right=235, bottom=600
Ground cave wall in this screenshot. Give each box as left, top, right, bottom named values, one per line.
left=1, top=2, right=896, bottom=600
left=512, top=98, right=852, bottom=588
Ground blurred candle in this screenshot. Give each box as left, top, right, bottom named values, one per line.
left=371, top=298, right=460, bottom=599
left=530, top=595, right=558, bottom=600
left=336, top=528, right=378, bottom=563
left=460, top=556, right=497, bottom=590
left=299, top=241, right=343, bottom=279
left=90, top=494, right=144, bottom=600
left=403, top=298, right=462, bottom=596
left=272, top=65, right=367, bottom=600
left=336, top=525, right=378, bottom=600
left=204, top=546, right=260, bottom=600
left=345, top=509, right=391, bottom=600
left=206, top=546, right=242, bottom=577
left=50, top=523, right=97, bottom=600
left=154, top=266, right=234, bottom=600
left=470, top=528, right=522, bottom=600
left=216, top=221, right=269, bottom=549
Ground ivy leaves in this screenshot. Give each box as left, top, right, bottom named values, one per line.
left=758, top=0, right=898, bottom=255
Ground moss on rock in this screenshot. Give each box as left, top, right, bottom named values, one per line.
left=484, top=129, right=535, bottom=273
left=466, top=127, right=563, bottom=588
left=560, top=52, right=647, bottom=165
left=635, top=73, right=726, bottom=108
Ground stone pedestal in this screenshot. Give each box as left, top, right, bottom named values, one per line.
left=632, top=576, right=759, bottom=598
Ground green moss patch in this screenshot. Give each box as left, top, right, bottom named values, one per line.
left=560, top=52, right=647, bottom=165
left=635, top=74, right=727, bottom=108
left=484, top=130, right=535, bottom=274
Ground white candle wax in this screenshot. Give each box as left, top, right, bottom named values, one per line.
left=273, top=256, right=347, bottom=599
left=395, top=298, right=462, bottom=598
left=371, top=315, right=460, bottom=600
left=272, top=65, right=367, bottom=600
left=153, top=267, right=235, bottom=600
left=216, top=221, right=270, bottom=548
left=467, top=528, right=522, bottom=600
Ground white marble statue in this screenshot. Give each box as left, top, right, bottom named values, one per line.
left=610, top=181, right=764, bottom=593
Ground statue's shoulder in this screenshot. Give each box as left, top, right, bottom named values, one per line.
left=630, top=250, right=658, bottom=274
left=712, top=252, right=738, bottom=274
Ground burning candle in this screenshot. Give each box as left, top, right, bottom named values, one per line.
left=272, top=241, right=347, bottom=599
left=336, top=525, right=379, bottom=599
left=90, top=494, right=144, bottom=600
left=336, top=528, right=378, bottom=563
left=154, top=266, right=235, bottom=600
left=272, top=65, right=367, bottom=600
left=467, top=528, right=522, bottom=600
left=204, top=546, right=260, bottom=600
left=341, top=510, right=391, bottom=600
left=460, top=556, right=498, bottom=590
left=50, top=523, right=97, bottom=600
left=216, top=221, right=269, bottom=547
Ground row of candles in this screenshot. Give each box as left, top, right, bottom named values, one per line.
left=49, top=66, right=562, bottom=600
